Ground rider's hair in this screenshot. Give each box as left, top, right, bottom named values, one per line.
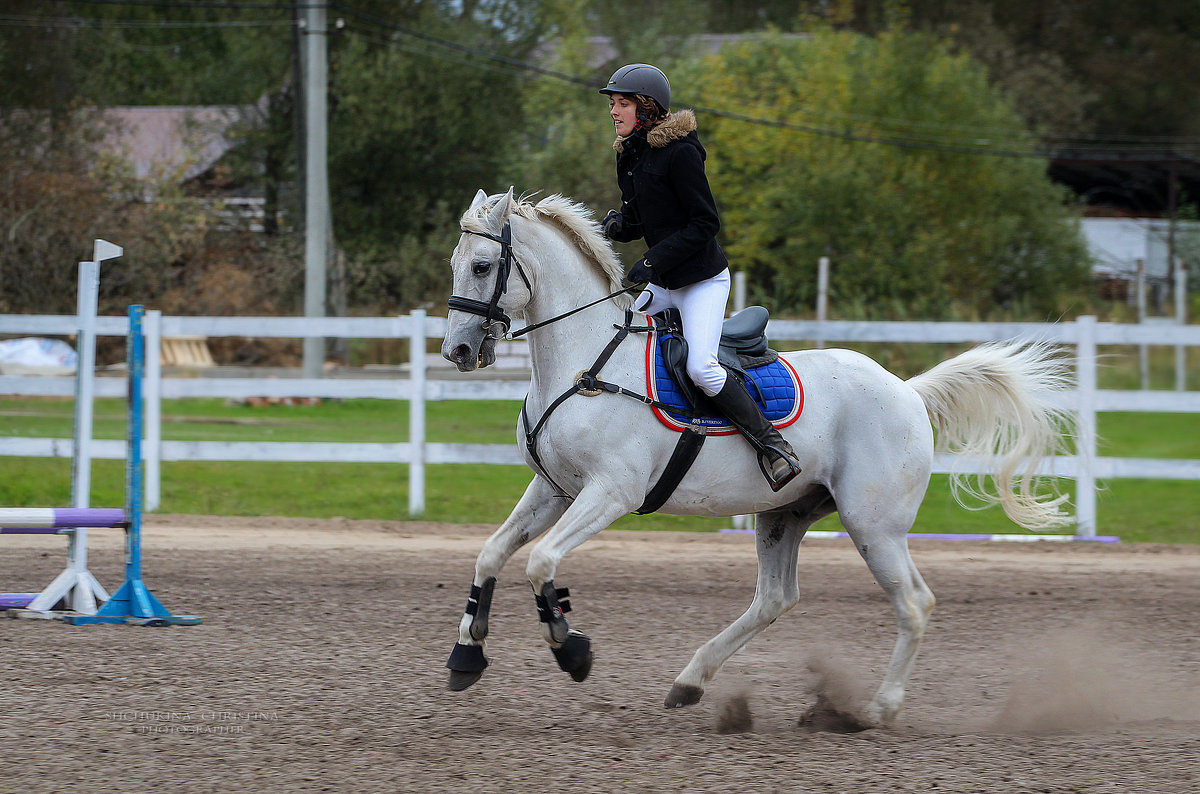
left=633, top=94, right=666, bottom=129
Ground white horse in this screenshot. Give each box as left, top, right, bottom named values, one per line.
left=441, top=188, right=1074, bottom=727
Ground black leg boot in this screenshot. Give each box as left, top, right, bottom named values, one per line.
left=710, top=375, right=802, bottom=491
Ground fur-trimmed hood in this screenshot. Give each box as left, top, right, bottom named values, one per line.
left=613, top=109, right=698, bottom=153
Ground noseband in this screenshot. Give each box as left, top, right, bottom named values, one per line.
left=447, top=221, right=531, bottom=340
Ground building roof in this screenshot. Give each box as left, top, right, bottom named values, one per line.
left=101, top=105, right=257, bottom=183
left=1048, top=148, right=1200, bottom=215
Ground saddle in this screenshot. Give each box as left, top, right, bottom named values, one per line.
left=656, top=305, right=784, bottom=416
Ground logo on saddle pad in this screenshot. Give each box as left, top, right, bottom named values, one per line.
left=645, top=316, right=803, bottom=434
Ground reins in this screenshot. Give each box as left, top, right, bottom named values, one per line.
left=509, top=285, right=640, bottom=338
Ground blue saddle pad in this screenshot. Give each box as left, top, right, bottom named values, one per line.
left=646, top=328, right=803, bottom=433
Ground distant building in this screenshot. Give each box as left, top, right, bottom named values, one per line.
left=1081, top=216, right=1196, bottom=306
left=102, top=105, right=248, bottom=182
left=101, top=104, right=275, bottom=231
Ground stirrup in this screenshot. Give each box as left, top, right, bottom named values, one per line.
left=758, top=446, right=801, bottom=491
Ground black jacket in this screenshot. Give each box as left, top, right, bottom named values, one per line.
left=609, top=109, right=730, bottom=290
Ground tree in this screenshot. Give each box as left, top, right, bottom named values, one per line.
left=324, top=3, right=545, bottom=310
left=689, top=30, right=1089, bottom=317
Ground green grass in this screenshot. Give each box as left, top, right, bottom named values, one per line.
left=2, top=397, right=1197, bottom=543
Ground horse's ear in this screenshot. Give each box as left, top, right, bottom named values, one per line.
left=486, top=186, right=516, bottom=231
left=467, top=189, right=488, bottom=215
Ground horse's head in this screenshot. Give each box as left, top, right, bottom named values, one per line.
left=442, top=187, right=532, bottom=371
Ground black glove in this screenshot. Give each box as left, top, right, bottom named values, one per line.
left=625, top=258, right=653, bottom=284
left=601, top=210, right=623, bottom=239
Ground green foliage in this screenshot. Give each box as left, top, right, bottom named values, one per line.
left=689, top=30, right=1090, bottom=317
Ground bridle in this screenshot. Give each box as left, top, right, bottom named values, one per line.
left=446, top=221, right=531, bottom=340
left=447, top=219, right=638, bottom=340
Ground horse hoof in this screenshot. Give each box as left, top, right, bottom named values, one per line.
left=551, top=630, right=593, bottom=682
left=445, top=642, right=487, bottom=692
left=664, top=683, right=704, bottom=708
left=567, top=651, right=594, bottom=683
left=447, top=669, right=484, bottom=691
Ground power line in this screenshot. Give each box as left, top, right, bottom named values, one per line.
left=328, top=2, right=1199, bottom=162
left=32, top=1, right=1200, bottom=160
left=344, top=29, right=533, bottom=82
left=0, top=14, right=294, bottom=29
left=63, top=0, right=301, bottom=9
left=330, top=2, right=594, bottom=90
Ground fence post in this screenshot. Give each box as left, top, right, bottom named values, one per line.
left=1136, top=258, right=1149, bottom=389
left=144, top=309, right=163, bottom=511
left=1075, top=316, right=1098, bottom=537
left=1175, top=257, right=1187, bottom=392
left=815, top=256, right=829, bottom=350
left=408, top=309, right=427, bottom=517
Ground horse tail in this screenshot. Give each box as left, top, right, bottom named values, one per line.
left=907, top=342, right=1076, bottom=531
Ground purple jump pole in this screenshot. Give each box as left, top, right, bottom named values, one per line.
left=1, top=507, right=125, bottom=613
left=0, top=508, right=126, bottom=531
left=0, top=593, right=41, bottom=610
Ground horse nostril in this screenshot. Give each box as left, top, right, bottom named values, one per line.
left=451, top=344, right=472, bottom=363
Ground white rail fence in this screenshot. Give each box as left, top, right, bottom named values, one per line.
left=2, top=312, right=1199, bottom=535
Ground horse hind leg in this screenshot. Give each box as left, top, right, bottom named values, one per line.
left=446, top=476, right=568, bottom=691
left=666, top=508, right=813, bottom=708
left=841, top=513, right=936, bottom=727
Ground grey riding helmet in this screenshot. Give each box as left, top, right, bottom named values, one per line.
left=599, top=63, right=670, bottom=113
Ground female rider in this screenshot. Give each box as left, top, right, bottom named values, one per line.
left=598, top=63, right=801, bottom=491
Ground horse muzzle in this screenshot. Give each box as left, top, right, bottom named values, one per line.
left=443, top=335, right=497, bottom=372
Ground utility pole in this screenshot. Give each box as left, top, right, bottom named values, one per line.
left=302, top=2, right=329, bottom=379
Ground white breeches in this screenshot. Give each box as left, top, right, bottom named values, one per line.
left=634, top=268, right=730, bottom=397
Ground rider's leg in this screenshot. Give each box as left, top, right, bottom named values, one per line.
left=709, top=373, right=801, bottom=490
left=673, top=269, right=729, bottom=398
left=675, top=270, right=801, bottom=490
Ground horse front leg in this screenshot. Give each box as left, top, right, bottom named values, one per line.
left=524, top=484, right=638, bottom=684
left=446, top=476, right=568, bottom=691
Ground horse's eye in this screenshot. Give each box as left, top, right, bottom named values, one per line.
left=472, top=260, right=491, bottom=277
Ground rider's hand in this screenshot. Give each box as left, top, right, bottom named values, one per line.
left=625, top=258, right=653, bottom=284
left=601, top=210, right=623, bottom=239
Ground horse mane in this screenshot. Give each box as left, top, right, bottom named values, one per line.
left=461, top=192, right=630, bottom=302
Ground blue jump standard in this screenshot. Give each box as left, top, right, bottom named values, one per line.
left=58, top=306, right=201, bottom=627
left=15, top=305, right=201, bottom=628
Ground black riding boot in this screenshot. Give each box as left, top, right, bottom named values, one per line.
left=710, top=375, right=802, bottom=491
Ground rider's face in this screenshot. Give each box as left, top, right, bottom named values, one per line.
left=609, top=94, right=637, bottom=137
